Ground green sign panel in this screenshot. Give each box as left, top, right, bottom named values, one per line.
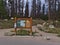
left=16, top=20, right=25, bottom=28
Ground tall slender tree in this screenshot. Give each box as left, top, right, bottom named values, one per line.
left=57, top=0, right=60, bottom=19
left=42, top=4, right=45, bottom=16
left=22, top=0, right=24, bottom=17
left=18, top=0, right=21, bottom=16
left=15, top=0, right=17, bottom=16
left=36, top=0, right=41, bottom=18
left=10, top=0, right=14, bottom=17
left=54, top=0, right=57, bottom=20
left=45, top=0, right=56, bottom=20
left=48, top=0, right=51, bottom=20
left=17, top=0, right=24, bottom=17
left=0, top=0, right=7, bottom=19
left=31, top=0, right=37, bottom=18
left=25, top=0, right=29, bottom=18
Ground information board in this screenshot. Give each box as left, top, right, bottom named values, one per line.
left=16, top=18, right=32, bottom=28
left=17, top=20, right=25, bottom=28
left=14, top=17, right=32, bottom=35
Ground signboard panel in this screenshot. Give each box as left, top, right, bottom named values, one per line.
left=26, top=20, right=31, bottom=28
left=14, top=17, right=32, bottom=35
left=16, top=18, right=32, bottom=28
left=16, top=20, right=25, bottom=28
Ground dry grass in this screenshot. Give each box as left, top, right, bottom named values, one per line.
left=0, top=20, right=14, bottom=29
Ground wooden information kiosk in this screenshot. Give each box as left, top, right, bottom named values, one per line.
left=14, top=17, right=32, bottom=35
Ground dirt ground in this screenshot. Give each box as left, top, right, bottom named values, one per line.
left=0, top=26, right=60, bottom=42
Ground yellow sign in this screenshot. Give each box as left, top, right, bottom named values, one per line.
left=26, top=20, right=31, bottom=28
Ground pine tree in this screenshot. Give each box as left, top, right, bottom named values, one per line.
left=42, top=4, right=45, bottom=16
left=22, top=0, right=24, bottom=17
left=18, top=0, right=21, bottom=16
left=0, top=0, right=7, bottom=19
left=31, top=0, right=37, bottom=18
left=57, top=1, right=60, bottom=20
left=18, top=0, right=23, bottom=17
left=25, top=0, right=29, bottom=18
left=10, top=0, right=14, bottom=17
left=48, top=0, right=51, bottom=20
left=36, top=0, right=41, bottom=18
left=54, top=0, right=57, bottom=20
left=17, top=0, right=24, bottom=17
left=15, top=0, right=17, bottom=16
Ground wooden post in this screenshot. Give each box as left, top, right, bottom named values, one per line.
left=30, top=17, right=32, bottom=35
left=15, top=17, right=17, bottom=35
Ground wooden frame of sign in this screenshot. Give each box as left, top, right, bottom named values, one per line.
left=14, top=17, right=32, bottom=35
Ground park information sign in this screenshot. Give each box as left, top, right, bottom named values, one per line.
left=14, top=17, right=32, bottom=35
left=16, top=20, right=26, bottom=28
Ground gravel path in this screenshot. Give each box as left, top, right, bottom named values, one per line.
left=0, top=28, right=14, bottom=36
left=32, top=26, right=60, bottom=42
left=0, top=26, right=60, bottom=42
